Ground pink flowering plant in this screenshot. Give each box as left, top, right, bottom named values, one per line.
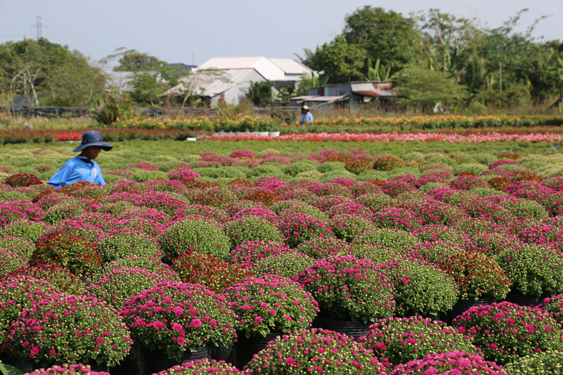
left=0, top=275, right=60, bottom=336
left=244, top=328, right=388, bottom=374
left=22, top=363, right=110, bottom=375
left=4, top=294, right=132, bottom=367
left=230, top=240, right=291, bottom=268
left=118, top=281, right=237, bottom=361
left=453, top=302, right=563, bottom=364
left=299, top=255, right=395, bottom=323
left=539, top=293, right=563, bottom=325
left=153, top=359, right=242, bottom=374
left=372, top=208, right=422, bottom=231
left=360, top=317, right=479, bottom=367
left=278, top=213, right=335, bottom=248
left=390, top=350, right=509, bottom=375
left=222, top=275, right=319, bottom=338
left=95, top=255, right=178, bottom=280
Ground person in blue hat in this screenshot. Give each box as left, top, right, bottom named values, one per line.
left=48, top=130, right=113, bottom=189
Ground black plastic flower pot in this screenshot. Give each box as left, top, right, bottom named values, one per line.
left=211, top=343, right=234, bottom=364
left=142, top=345, right=211, bottom=375
left=312, top=315, right=371, bottom=341
left=505, top=291, right=547, bottom=307
left=234, top=332, right=281, bottom=370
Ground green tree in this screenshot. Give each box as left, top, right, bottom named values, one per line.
left=342, top=6, right=423, bottom=70
left=0, top=38, right=105, bottom=107
left=246, top=81, right=274, bottom=107
left=394, top=66, right=468, bottom=110
left=113, top=50, right=163, bottom=72
left=129, top=72, right=166, bottom=106
left=308, top=36, right=367, bottom=83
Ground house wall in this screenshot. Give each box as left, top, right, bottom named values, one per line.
left=211, top=69, right=277, bottom=105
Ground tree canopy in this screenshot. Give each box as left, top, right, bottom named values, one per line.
left=0, top=38, right=105, bottom=107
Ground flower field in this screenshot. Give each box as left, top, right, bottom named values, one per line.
left=1, top=145, right=563, bottom=374
left=111, top=114, right=563, bottom=132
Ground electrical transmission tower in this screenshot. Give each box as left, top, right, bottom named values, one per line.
left=31, top=16, right=47, bottom=40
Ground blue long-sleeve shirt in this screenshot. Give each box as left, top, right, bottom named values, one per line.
left=300, top=112, right=313, bottom=124
left=48, top=156, right=106, bottom=189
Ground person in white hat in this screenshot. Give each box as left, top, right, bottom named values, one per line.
left=297, top=105, right=314, bottom=125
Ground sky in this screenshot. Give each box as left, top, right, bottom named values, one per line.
left=0, top=0, right=561, bottom=67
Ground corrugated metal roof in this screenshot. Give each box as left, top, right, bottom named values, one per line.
left=292, top=95, right=348, bottom=102
left=269, top=58, right=313, bottom=75
left=197, top=57, right=265, bottom=70
left=197, top=57, right=315, bottom=81
left=350, top=83, right=394, bottom=97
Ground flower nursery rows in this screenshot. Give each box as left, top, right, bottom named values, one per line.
left=112, top=114, right=563, bottom=132
left=1, top=147, right=563, bottom=374
left=204, top=131, right=563, bottom=143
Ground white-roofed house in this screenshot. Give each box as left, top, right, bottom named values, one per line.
left=162, top=68, right=277, bottom=106
left=197, top=57, right=315, bottom=90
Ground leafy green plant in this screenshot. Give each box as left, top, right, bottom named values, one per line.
left=91, top=94, right=136, bottom=126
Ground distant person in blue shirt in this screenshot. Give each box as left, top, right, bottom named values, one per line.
left=48, top=130, right=113, bottom=189
left=298, top=105, right=313, bottom=124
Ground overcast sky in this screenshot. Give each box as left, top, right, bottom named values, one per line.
left=0, top=0, right=561, bottom=67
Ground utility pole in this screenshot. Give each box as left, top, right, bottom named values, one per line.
left=31, top=16, right=47, bottom=40
left=499, top=62, right=503, bottom=94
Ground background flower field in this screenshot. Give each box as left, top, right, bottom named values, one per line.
left=0, top=140, right=563, bottom=374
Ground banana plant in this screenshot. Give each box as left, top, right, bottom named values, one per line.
left=427, top=44, right=460, bottom=81
left=358, top=59, right=391, bottom=81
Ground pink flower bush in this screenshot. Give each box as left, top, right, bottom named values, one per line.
left=372, top=208, right=422, bottom=231
left=244, top=328, right=388, bottom=374
left=360, top=317, right=478, bottom=366
left=128, top=162, right=158, bottom=171
left=23, top=363, right=110, bottom=375
left=299, top=255, right=395, bottom=322
left=449, top=175, right=489, bottom=190
left=230, top=149, right=255, bottom=159
left=6, top=294, right=132, bottom=367
left=167, top=168, right=201, bottom=182
left=119, top=281, right=237, bottom=361
left=277, top=213, right=335, bottom=248
left=222, top=274, right=319, bottom=338
left=453, top=302, right=563, bottom=364
left=295, top=238, right=350, bottom=259
left=152, top=359, right=242, bottom=374
left=230, top=240, right=292, bottom=268
left=390, top=350, right=509, bottom=375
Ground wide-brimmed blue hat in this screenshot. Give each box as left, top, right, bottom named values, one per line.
left=73, top=131, right=113, bottom=153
